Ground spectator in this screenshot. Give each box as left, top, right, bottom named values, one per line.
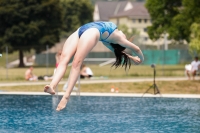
left=80, top=64, right=93, bottom=79
left=25, top=66, right=38, bottom=81
left=185, top=56, right=200, bottom=80
left=55, top=50, right=62, bottom=68
left=52, top=50, right=62, bottom=75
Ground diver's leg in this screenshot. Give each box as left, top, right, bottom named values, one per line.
left=56, top=28, right=100, bottom=111
left=44, top=30, right=79, bottom=94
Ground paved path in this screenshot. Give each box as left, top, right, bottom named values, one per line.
left=1, top=92, right=200, bottom=98
left=0, top=77, right=190, bottom=87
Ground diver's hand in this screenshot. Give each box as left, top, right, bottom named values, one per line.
left=129, top=56, right=141, bottom=65
left=123, top=52, right=141, bottom=65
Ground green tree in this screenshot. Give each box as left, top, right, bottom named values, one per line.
left=118, top=24, right=139, bottom=39
left=145, top=0, right=182, bottom=41
left=189, top=23, right=200, bottom=55
left=60, top=0, right=93, bottom=37
left=146, top=0, right=200, bottom=44
left=0, top=0, right=63, bottom=67
left=170, top=0, right=200, bottom=42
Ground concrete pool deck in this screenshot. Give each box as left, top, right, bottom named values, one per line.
left=0, top=76, right=196, bottom=87
left=0, top=76, right=200, bottom=98
left=0, top=92, right=200, bottom=99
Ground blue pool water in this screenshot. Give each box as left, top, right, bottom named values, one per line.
left=0, top=95, right=200, bottom=133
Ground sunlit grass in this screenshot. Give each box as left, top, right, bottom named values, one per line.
left=0, top=64, right=199, bottom=94
left=0, top=64, right=186, bottom=81
left=0, top=80, right=199, bottom=94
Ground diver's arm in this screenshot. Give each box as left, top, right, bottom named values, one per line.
left=119, top=38, right=144, bottom=64
left=103, top=37, right=144, bottom=64
left=123, top=52, right=142, bottom=65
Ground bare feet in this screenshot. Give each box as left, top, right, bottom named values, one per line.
left=56, top=96, right=69, bottom=111
left=44, top=85, right=55, bottom=95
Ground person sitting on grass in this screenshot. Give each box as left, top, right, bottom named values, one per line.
left=80, top=64, right=93, bottom=79
left=185, top=56, right=200, bottom=80
left=25, top=66, right=38, bottom=81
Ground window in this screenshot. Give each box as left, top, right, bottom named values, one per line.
left=144, top=19, right=147, bottom=23
left=132, top=19, right=136, bottom=23
left=144, top=37, right=148, bottom=41
left=144, top=28, right=147, bottom=32
left=138, top=19, right=142, bottom=23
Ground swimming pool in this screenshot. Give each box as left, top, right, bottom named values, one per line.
left=0, top=95, right=200, bottom=133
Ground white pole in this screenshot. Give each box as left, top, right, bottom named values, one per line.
left=77, top=75, right=80, bottom=96
left=164, top=33, right=168, bottom=50
left=162, top=33, right=167, bottom=76
left=6, top=46, right=8, bottom=79
left=46, top=45, right=49, bottom=75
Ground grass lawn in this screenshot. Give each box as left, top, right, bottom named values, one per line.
left=0, top=64, right=186, bottom=81
left=0, top=65, right=199, bottom=94
left=0, top=80, right=200, bottom=94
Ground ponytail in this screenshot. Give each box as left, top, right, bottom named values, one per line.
left=110, top=43, right=131, bottom=70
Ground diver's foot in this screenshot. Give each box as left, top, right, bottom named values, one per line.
left=44, top=85, right=55, bottom=95
left=56, top=96, right=69, bottom=111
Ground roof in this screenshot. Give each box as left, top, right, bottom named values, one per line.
left=111, top=2, right=150, bottom=19
left=95, top=1, right=149, bottom=20
left=96, top=1, right=128, bottom=21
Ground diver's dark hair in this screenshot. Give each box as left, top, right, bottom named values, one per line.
left=110, top=43, right=131, bottom=70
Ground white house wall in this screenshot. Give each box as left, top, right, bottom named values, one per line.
left=92, top=1, right=172, bottom=49
left=124, top=2, right=133, bottom=11
left=93, top=4, right=100, bottom=21
left=110, top=17, right=167, bottom=46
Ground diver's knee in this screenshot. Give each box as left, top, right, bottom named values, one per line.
left=72, top=59, right=83, bottom=69
left=59, top=54, right=71, bottom=65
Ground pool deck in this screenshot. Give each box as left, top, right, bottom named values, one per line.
left=0, top=76, right=200, bottom=98
left=0, top=92, right=200, bottom=98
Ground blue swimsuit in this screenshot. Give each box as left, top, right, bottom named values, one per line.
left=78, top=22, right=144, bottom=62
left=78, top=21, right=117, bottom=42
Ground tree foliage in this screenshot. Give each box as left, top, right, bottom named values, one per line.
left=171, top=0, right=200, bottom=42
left=146, top=0, right=200, bottom=54
left=90, top=0, right=146, bottom=5
left=146, top=0, right=200, bottom=44
left=0, top=0, right=63, bottom=67
left=60, top=0, right=94, bottom=36
left=189, top=23, right=200, bottom=55
left=0, top=0, right=94, bottom=67
left=118, top=24, right=139, bottom=39
left=145, top=0, right=182, bottom=41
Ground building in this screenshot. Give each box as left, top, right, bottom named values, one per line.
left=49, top=1, right=169, bottom=53
left=92, top=1, right=170, bottom=50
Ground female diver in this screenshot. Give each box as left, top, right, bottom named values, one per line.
left=44, top=21, right=144, bottom=111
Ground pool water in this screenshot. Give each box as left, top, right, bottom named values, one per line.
left=0, top=95, right=200, bottom=133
